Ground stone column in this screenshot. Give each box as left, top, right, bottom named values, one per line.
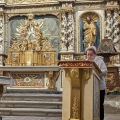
left=113, top=10, right=119, bottom=42
left=0, top=3, right=6, bottom=66
left=60, top=2, right=74, bottom=52
left=113, top=10, right=120, bottom=51
left=59, top=1, right=75, bottom=61
left=61, top=12, right=67, bottom=52
left=67, top=12, right=74, bottom=52
left=105, top=0, right=120, bottom=64
left=105, top=10, right=113, bottom=38
left=105, top=0, right=119, bottom=40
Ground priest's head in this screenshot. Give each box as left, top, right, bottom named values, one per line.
left=85, top=46, right=96, bottom=60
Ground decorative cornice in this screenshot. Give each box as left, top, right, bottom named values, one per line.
left=3, top=0, right=108, bottom=7
left=58, top=0, right=75, bottom=2
left=60, top=61, right=93, bottom=68
left=74, top=3, right=105, bottom=10
left=4, top=6, right=61, bottom=14
left=59, top=60, right=101, bottom=77
left=5, top=1, right=59, bottom=7
left=0, top=66, right=60, bottom=71
left=59, top=60, right=100, bottom=70
left=75, top=0, right=105, bottom=3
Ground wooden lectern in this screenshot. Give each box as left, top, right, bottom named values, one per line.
left=59, top=60, right=101, bottom=120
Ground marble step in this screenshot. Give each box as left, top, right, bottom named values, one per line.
left=2, top=116, right=62, bottom=120
left=0, top=108, right=62, bottom=117
left=2, top=93, right=62, bottom=101
left=0, top=101, right=62, bottom=109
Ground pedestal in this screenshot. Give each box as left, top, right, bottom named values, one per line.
left=0, top=76, right=11, bottom=97
left=59, top=60, right=101, bottom=120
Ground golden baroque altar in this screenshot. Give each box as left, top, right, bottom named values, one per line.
left=4, top=13, right=58, bottom=67
left=5, top=40, right=58, bottom=66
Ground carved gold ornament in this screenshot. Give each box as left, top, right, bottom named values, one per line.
left=12, top=73, right=44, bottom=87
left=15, top=13, right=44, bottom=43
left=81, top=12, right=99, bottom=25
left=83, top=69, right=90, bottom=81
left=106, top=87, right=120, bottom=93
left=4, top=13, right=58, bottom=66
left=70, top=96, right=79, bottom=120
left=107, top=55, right=119, bottom=66
left=60, top=61, right=93, bottom=68
left=46, top=71, right=59, bottom=90
left=61, top=55, right=73, bottom=61
left=70, top=69, right=79, bottom=78
left=105, top=73, right=115, bottom=85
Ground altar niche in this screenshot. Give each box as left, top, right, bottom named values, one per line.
left=80, top=12, right=100, bottom=52
left=5, top=13, right=60, bottom=66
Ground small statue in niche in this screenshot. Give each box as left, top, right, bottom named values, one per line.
left=82, top=13, right=98, bottom=47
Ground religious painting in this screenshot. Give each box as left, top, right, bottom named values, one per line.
left=93, top=75, right=100, bottom=119
left=11, top=73, right=44, bottom=88
left=80, top=12, right=100, bottom=52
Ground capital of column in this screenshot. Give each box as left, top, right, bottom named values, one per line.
left=60, top=1, right=74, bottom=13
left=105, top=0, right=119, bottom=11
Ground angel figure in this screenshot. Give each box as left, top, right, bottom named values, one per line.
left=82, top=13, right=99, bottom=46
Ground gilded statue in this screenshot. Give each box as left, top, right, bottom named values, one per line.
left=82, top=13, right=98, bottom=47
